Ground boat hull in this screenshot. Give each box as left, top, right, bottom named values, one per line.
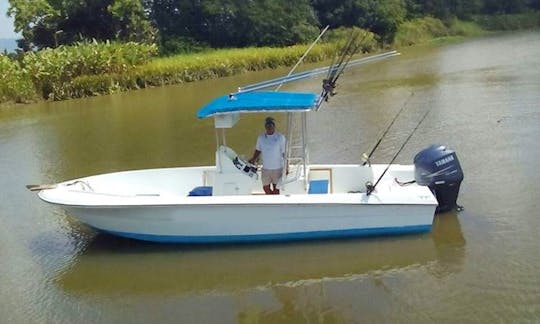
left=37, top=164, right=438, bottom=243
left=61, top=202, right=435, bottom=243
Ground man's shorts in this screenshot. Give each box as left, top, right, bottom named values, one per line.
left=261, top=168, right=283, bottom=186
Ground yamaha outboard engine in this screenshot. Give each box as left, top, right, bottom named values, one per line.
left=414, top=145, right=463, bottom=213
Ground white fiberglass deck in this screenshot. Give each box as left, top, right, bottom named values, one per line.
left=38, top=164, right=434, bottom=206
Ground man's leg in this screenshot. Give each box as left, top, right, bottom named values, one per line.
left=263, top=184, right=273, bottom=194
left=270, top=169, right=282, bottom=194
left=262, top=169, right=272, bottom=194
left=262, top=169, right=282, bottom=194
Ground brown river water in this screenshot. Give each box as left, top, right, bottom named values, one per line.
left=1, top=31, right=539, bottom=323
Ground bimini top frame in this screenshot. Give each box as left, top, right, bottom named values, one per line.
left=196, top=50, right=401, bottom=120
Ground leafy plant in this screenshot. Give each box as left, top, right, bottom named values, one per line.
left=0, top=54, right=36, bottom=104
left=21, top=41, right=157, bottom=100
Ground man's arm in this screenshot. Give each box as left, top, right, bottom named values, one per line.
left=249, top=135, right=262, bottom=165
left=249, top=150, right=261, bottom=165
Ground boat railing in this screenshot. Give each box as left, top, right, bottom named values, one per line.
left=235, top=51, right=400, bottom=95
left=279, top=164, right=304, bottom=186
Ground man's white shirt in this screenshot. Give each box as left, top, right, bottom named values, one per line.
left=255, top=132, right=286, bottom=170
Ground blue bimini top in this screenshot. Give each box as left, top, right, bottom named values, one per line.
left=196, top=91, right=318, bottom=119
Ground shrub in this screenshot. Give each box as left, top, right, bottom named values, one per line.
left=7, top=29, right=378, bottom=102
left=0, top=54, right=36, bottom=104
left=395, top=17, right=449, bottom=46
left=323, top=27, right=378, bottom=52
left=473, top=12, right=540, bottom=30
left=158, top=36, right=210, bottom=56
left=448, top=18, right=483, bottom=36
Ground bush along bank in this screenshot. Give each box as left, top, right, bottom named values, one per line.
left=394, top=17, right=484, bottom=47
left=70, top=33, right=377, bottom=98
left=22, top=41, right=158, bottom=101
left=1, top=41, right=157, bottom=104
left=394, top=12, right=540, bottom=48
left=1, top=13, right=539, bottom=106
left=1, top=28, right=376, bottom=103
left=0, top=54, right=36, bottom=104
left=473, top=11, right=540, bottom=31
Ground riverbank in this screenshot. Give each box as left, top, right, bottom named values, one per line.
left=1, top=12, right=539, bottom=107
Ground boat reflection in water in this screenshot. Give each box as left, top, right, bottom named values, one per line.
left=430, top=210, right=467, bottom=278
left=56, top=212, right=465, bottom=296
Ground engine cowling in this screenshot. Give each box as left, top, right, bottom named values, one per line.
left=414, top=145, right=463, bottom=213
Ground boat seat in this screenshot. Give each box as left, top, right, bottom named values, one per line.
left=188, top=186, right=213, bottom=196
left=308, top=180, right=329, bottom=194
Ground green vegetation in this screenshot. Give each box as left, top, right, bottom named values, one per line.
left=0, top=28, right=377, bottom=104
left=0, top=54, right=35, bottom=103
left=394, top=17, right=484, bottom=47
left=36, top=30, right=376, bottom=99
left=2, top=0, right=540, bottom=105
left=0, top=41, right=156, bottom=104
left=395, top=17, right=449, bottom=46
left=473, top=11, right=540, bottom=30
left=312, top=0, right=407, bottom=44
left=448, top=19, right=485, bottom=37
left=8, top=0, right=540, bottom=52
left=21, top=41, right=156, bottom=100
left=8, top=0, right=154, bottom=50
left=149, top=0, right=319, bottom=52
left=393, top=11, right=540, bottom=48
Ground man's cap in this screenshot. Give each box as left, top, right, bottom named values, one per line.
left=265, top=117, right=275, bottom=127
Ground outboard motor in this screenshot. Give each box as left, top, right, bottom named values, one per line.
left=414, top=145, right=463, bottom=213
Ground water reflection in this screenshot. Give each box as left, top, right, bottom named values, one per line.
left=55, top=212, right=465, bottom=297
left=430, top=211, right=466, bottom=277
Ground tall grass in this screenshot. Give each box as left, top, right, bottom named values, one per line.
left=67, top=43, right=346, bottom=97
left=136, top=42, right=346, bottom=85
left=68, top=30, right=377, bottom=98
left=21, top=41, right=157, bottom=100
left=1, top=30, right=376, bottom=103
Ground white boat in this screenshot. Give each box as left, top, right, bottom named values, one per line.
left=29, top=48, right=463, bottom=244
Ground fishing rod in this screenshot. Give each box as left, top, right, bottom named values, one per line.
left=325, top=31, right=359, bottom=81
left=275, top=25, right=329, bottom=92
left=329, top=33, right=367, bottom=85
left=320, top=31, right=367, bottom=103
left=366, top=106, right=432, bottom=196
left=362, top=91, right=415, bottom=166
left=321, top=30, right=363, bottom=88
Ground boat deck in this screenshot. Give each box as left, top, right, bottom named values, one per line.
left=38, top=164, right=436, bottom=207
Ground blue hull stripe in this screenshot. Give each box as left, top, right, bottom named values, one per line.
left=102, top=225, right=432, bottom=244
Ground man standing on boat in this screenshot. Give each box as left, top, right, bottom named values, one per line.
left=249, top=117, right=286, bottom=194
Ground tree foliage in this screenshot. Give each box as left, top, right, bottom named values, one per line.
left=145, top=0, right=319, bottom=50
left=7, top=0, right=540, bottom=53
left=311, top=0, right=406, bottom=43
left=8, top=0, right=155, bottom=49
left=403, top=0, right=539, bottom=19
